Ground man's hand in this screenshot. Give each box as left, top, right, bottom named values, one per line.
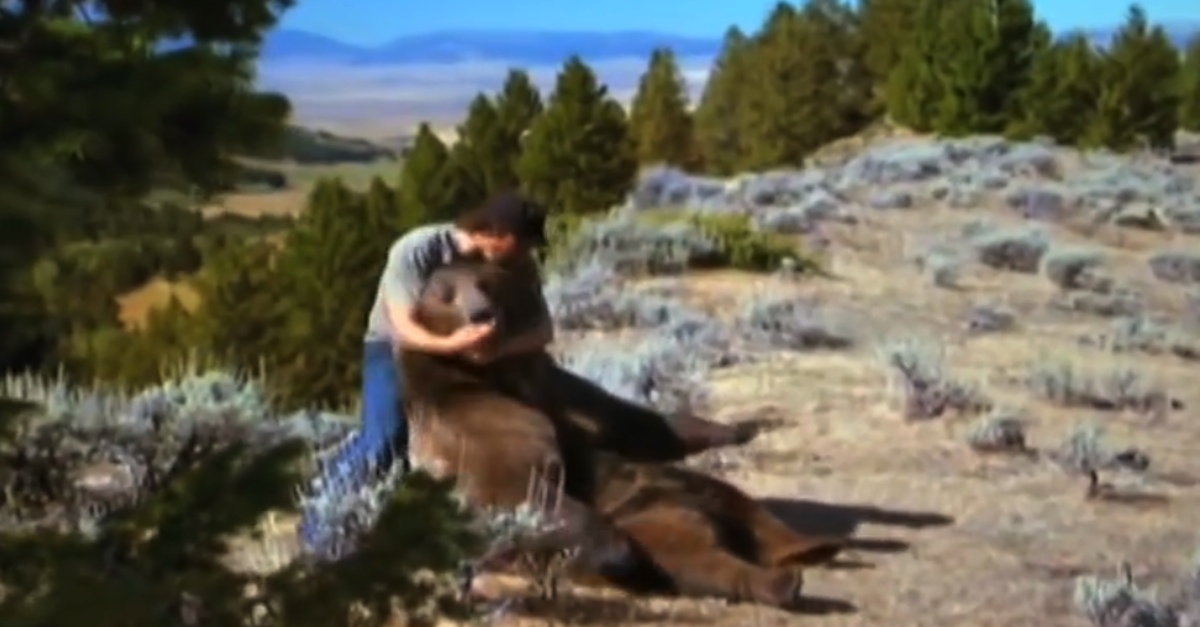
left=441, top=322, right=495, bottom=354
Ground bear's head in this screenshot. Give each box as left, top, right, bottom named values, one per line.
left=414, top=259, right=539, bottom=342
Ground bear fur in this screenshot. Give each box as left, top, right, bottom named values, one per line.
left=399, top=260, right=843, bottom=609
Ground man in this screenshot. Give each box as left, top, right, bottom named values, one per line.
left=298, top=190, right=553, bottom=557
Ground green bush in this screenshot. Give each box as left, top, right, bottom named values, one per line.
left=652, top=210, right=811, bottom=272
left=0, top=438, right=482, bottom=627
left=544, top=209, right=819, bottom=275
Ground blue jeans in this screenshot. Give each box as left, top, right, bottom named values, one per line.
left=298, top=340, right=407, bottom=556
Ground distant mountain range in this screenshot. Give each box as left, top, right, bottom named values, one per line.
left=261, top=30, right=726, bottom=65
left=1080, top=21, right=1199, bottom=49
left=260, top=23, right=1200, bottom=67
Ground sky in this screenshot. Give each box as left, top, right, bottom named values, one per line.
left=282, top=0, right=1200, bottom=46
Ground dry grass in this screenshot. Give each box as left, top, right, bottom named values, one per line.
left=116, top=276, right=199, bottom=330
left=200, top=189, right=310, bottom=218
left=461, top=193, right=1200, bottom=625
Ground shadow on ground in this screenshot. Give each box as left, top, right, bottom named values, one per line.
left=762, top=497, right=955, bottom=556
left=492, top=593, right=718, bottom=624
left=493, top=589, right=858, bottom=622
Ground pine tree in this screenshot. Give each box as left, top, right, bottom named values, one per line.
left=451, top=94, right=506, bottom=204
left=931, top=1, right=1000, bottom=135
left=397, top=123, right=472, bottom=226
left=0, top=192, right=53, bottom=372
left=494, top=69, right=545, bottom=190
left=799, top=0, right=875, bottom=138
left=1, top=0, right=290, bottom=201
left=517, top=56, right=637, bottom=215
left=990, top=0, right=1044, bottom=129
left=495, top=69, right=545, bottom=139
left=1178, top=34, right=1200, bottom=132
left=191, top=237, right=283, bottom=375
left=932, top=0, right=1042, bottom=136
left=694, top=27, right=753, bottom=175
left=364, top=175, right=402, bottom=227
left=268, top=178, right=397, bottom=409
left=885, top=0, right=945, bottom=131
left=0, top=0, right=290, bottom=373
left=1017, top=33, right=1101, bottom=145
left=735, top=3, right=799, bottom=170
left=737, top=1, right=862, bottom=170
left=859, top=0, right=924, bottom=102
left=1086, top=5, right=1181, bottom=151
left=627, top=47, right=698, bottom=168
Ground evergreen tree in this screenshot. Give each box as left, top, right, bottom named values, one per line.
left=859, top=0, right=924, bottom=103
left=1016, top=33, right=1101, bottom=145
left=517, top=56, right=637, bottom=215
left=931, top=1, right=1001, bottom=135
left=269, top=178, right=396, bottom=409
left=989, top=0, right=1045, bottom=130
left=800, top=0, right=875, bottom=138
left=627, top=47, right=698, bottom=168
left=932, top=0, right=1042, bottom=135
left=0, top=192, right=53, bottom=372
left=0, top=0, right=290, bottom=374
left=451, top=94, right=507, bottom=205
left=885, top=0, right=947, bottom=131
left=1178, top=34, right=1200, bottom=132
left=493, top=69, right=545, bottom=189
left=735, top=3, right=799, bottom=170
left=0, top=0, right=290, bottom=201
left=192, top=236, right=284, bottom=376
left=694, top=27, right=753, bottom=175
left=1086, top=5, right=1181, bottom=151
left=397, top=124, right=470, bottom=226
left=737, top=1, right=864, bottom=170
left=364, top=175, right=402, bottom=224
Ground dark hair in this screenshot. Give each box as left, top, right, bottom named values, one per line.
left=455, top=190, right=547, bottom=247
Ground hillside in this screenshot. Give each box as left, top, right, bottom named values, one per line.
left=16, top=129, right=1200, bottom=625
left=224, top=125, right=402, bottom=197
left=429, top=131, right=1200, bottom=625
left=7, top=0, right=1200, bottom=624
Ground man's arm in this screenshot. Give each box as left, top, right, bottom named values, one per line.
left=380, top=236, right=456, bottom=354
left=388, top=300, right=457, bottom=354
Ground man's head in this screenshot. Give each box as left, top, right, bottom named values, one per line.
left=454, top=191, right=547, bottom=261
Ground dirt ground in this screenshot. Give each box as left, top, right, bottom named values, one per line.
left=465, top=200, right=1200, bottom=626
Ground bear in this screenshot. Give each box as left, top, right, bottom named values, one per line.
left=399, top=260, right=843, bottom=609
left=460, top=251, right=775, bottom=463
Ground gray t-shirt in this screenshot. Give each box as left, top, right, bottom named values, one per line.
left=364, top=222, right=465, bottom=343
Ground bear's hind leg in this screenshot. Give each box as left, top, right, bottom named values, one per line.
left=617, top=506, right=806, bottom=610
left=742, top=505, right=845, bottom=568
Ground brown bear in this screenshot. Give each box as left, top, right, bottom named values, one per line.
left=399, top=260, right=843, bottom=609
